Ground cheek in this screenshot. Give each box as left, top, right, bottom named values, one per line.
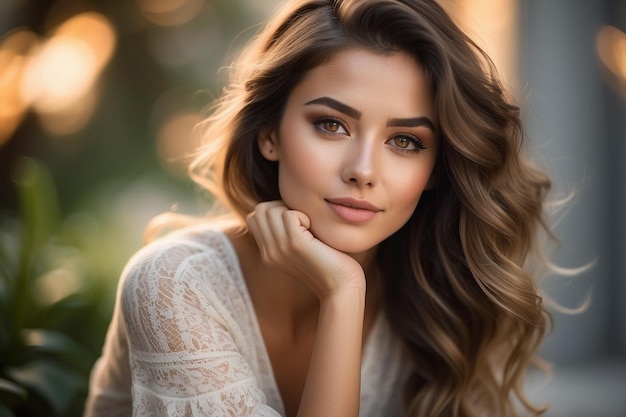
left=389, top=164, right=434, bottom=204
left=276, top=118, right=343, bottom=196
left=276, top=140, right=330, bottom=206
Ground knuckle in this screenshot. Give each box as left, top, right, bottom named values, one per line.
left=254, top=203, right=269, bottom=214
left=268, top=205, right=286, bottom=217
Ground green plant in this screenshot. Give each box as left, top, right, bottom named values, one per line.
left=0, top=158, right=110, bottom=417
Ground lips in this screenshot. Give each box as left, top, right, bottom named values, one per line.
left=325, top=197, right=382, bottom=223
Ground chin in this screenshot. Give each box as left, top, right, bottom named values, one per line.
left=312, top=228, right=383, bottom=256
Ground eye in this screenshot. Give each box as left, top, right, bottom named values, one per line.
left=323, top=120, right=341, bottom=133
left=387, top=134, right=427, bottom=153
left=314, top=117, right=348, bottom=135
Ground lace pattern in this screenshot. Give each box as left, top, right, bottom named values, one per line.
left=84, top=225, right=410, bottom=417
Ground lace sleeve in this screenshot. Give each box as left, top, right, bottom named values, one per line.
left=120, top=239, right=281, bottom=417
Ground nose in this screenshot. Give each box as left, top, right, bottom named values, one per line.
left=341, top=138, right=377, bottom=188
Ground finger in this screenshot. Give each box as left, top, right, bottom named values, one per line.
left=265, top=204, right=293, bottom=247
left=292, top=210, right=311, bottom=230
left=283, top=210, right=320, bottom=258
left=283, top=210, right=311, bottom=238
left=256, top=200, right=285, bottom=211
left=245, top=210, right=264, bottom=249
left=247, top=200, right=285, bottom=231
left=247, top=202, right=288, bottom=259
left=246, top=203, right=279, bottom=247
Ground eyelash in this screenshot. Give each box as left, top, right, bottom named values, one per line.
left=389, top=133, right=427, bottom=154
left=313, top=116, right=349, bottom=135
left=312, top=116, right=427, bottom=154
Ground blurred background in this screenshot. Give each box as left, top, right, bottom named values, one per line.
left=0, top=0, right=624, bottom=416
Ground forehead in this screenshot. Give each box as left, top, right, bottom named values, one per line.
left=286, top=47, right=436, bottom=120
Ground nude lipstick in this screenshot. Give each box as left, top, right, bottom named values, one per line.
left=325, top=197, right=382, bottom=223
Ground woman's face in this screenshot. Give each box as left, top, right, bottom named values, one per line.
left=259, top=47, right=438, bottom=256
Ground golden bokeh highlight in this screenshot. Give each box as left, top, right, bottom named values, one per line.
left=156, top=111, right=202, bottom=176
left=439, top=0, right=518, bottom=93
left=37, top=85, right=99, bottom=137
left=0, top=30, right=39, bottom=146
left=55, top=12, right=117, bottom=74
left=597, top=25, right=626, bottom=98
left=22, top=35, right=97, bottom=112
left=20, top=12, right=116, bottom=136
left=137, top=0, right=205, bottom=27
left=35, top=266, right=84, bottom=305
left=0, top=11, right=117, bottom=142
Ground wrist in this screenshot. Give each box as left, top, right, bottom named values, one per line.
left=318, top=284, right=366, bottom=314
left=315, top=268, right=366, bottom=301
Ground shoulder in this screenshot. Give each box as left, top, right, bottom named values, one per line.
left=122, top=223, right=239, bottom=286
left=117, top=223, right=247, bottom=316
left=117, top=223, right=252, bottom=351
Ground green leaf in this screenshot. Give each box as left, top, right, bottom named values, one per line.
left=0, top=222, right=20, bottom=293
left=21, top=329, right=93, bottom=373
left=13, top=157, right=61, bottom=254
left=0, top=378, right=26, bottom=412
left=11, top=158, right=61, bottom=331
left=0, top=219, right=21, bottom=350
left=6, top=358, right=85, bottom=416
left=0, top=378, right=26, bottom=397
left=0, top=402, right=16, bottom=417
left=37, top=293, right=92, bottom=323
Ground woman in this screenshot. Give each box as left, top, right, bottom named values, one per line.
left=85, top=0, right=554, bottom=416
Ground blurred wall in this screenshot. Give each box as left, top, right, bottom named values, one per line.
left=519, top=0, right=626, bottom=364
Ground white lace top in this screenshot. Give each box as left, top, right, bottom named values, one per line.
left=84, top=225, right=411, bottom=417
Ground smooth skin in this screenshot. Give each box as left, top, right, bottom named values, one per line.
left=231, top=47, right=438, bottom=417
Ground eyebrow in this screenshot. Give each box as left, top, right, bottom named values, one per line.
left=304, top=97, right=362, bottom=119
left=387, top=116, right=436, bottom=133
left=304, top=96, right=436, bottom=133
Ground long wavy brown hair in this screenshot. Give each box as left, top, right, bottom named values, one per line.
left=184, top=0, right=554, bottom=416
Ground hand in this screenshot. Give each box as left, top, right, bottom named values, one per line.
left=246, top=201, right=366, bottom=300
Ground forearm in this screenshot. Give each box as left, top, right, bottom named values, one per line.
left=297, top=286, right=366, bottom=417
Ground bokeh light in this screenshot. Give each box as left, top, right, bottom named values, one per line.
left=156, top=111, right=202, bottom=176
left=137, top=0, right=205, bottom=27
left=55, top=12, right=117, bottom=72
left=0, top=29, right=38, bottom=146
left=597, top=25, right=626, bottom=98
left=37, top=86, right=99, bottom=137
left=20, top=12, right=116, bottom=136
left=440, top=0, right=518, bottom=92
left=22, top=35, right=96, bottom=112
left=36, top=265, right=84, bottom=305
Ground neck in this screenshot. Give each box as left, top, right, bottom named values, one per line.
left=237, top=230, right=381, bottom=332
